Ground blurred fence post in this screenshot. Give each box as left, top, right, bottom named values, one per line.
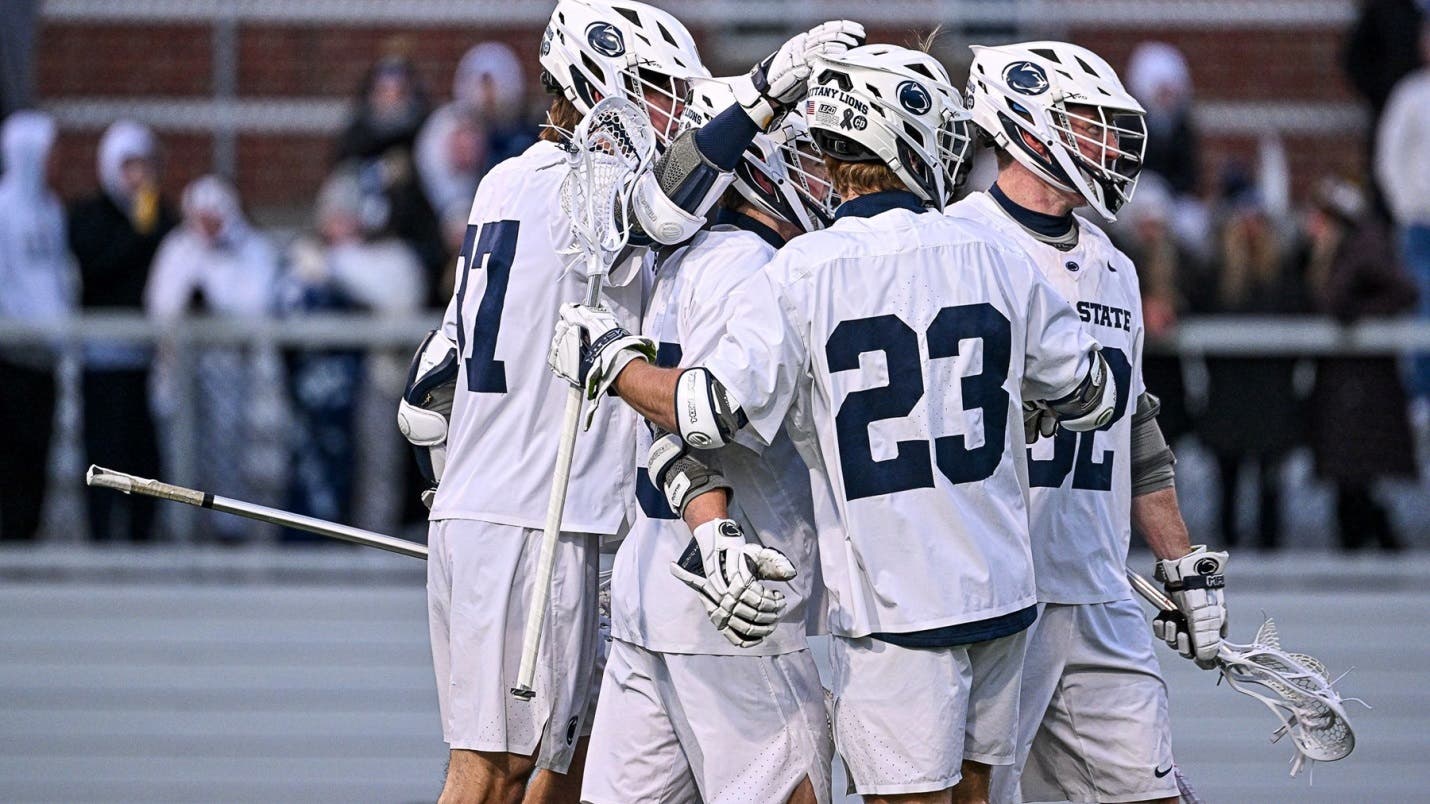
left=211, top=5, right=238, bottom=180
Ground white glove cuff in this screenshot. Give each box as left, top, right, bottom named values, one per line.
left=1155, top=545, right=1228, bottom=589
left=731, top=75, right=777, bottom=130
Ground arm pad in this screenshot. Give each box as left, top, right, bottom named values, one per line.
left=1047, top=350, right=1116, bottom=432
left=630, top=128, right=734, bottom=246
left=1130, top=392, right=1176, bottom=496
left=675, top=367, right=747, bottom=449
left=396, top=329, right=458, bottom=484
left=647, top=430, right=733, bottom=517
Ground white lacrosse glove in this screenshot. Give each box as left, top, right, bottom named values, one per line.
left=1153, top=546, right=1229, bottom=669
left=732, top=20, right=866, bottom=130
left=1023, top=400, right=1058, bottom=444
left=548, top=302, right=655, bottom=425
left=669, top=518, right=797, bottom=647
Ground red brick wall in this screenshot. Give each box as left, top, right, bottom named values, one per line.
left=35, top=18, right=1366, bottom=210
left=38, top=23, right=212, bottom=97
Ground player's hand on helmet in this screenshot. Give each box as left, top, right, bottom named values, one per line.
left=669, top=518, right=797, bottom=647
left=1153, top=546, right=1229, bottom=669
left=1023, top=400, right=1058, bottom=444
left=548, top=303, right=656, bottom=424
left=733, top=20, right=866, bottom=130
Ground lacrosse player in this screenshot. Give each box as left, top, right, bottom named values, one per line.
left=578, top=79, right=838, bottom=804
left=394, top=1, right=863, bottom=798
left=550, top=44, right=1120, bottom=803
left=954, top=41, right=1230, bottom=804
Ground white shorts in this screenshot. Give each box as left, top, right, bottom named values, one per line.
left=992, top=599, right=1178, bottom=804
left=831, top=631, right=1027, bottom=796
left=581, top=638, right=833, bottom=804
left=427, top=519, right=600, bottom=772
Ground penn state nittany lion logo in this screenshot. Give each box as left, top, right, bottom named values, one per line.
left=896, top=80, right=932, bottom=115
left=1003, top=61, right=1049, bottom=95
left=585, top=21, right=625, bottom=57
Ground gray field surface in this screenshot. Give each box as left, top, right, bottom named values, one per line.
left=0, top=549, right=1424, bottom=803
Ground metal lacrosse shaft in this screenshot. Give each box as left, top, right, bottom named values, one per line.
left=1126, top=567, right=1177, bottom=612
left=512, top=274, right=603, bottom=701
left=85, top=464, right=428, bottom=559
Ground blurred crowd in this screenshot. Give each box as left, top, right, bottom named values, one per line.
left=0, top=41, right=542, bottom=546
left=0, top=18, right=1427, bottom=551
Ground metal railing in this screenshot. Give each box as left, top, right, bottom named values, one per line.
left=5, top=312, right=1428, bottom=545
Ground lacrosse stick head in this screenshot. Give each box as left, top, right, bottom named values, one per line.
left=559, top=96, right=656, bottom=274
left=1216, top=617, right=1361, bottom=776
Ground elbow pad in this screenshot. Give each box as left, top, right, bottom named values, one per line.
left=647, top=430, right=734, bottom=517
left=396, top=329, right=458, bottom=484
left=630, top=129, right=734, bottom=246
left=1130, top=392, right=1177, bottom=496
left=674, top=367, right=747, bottom=449
left=1048, top=350, right=1117, bottom=432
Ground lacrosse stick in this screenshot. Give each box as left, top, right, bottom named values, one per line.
left=85, top=465, right=427, bottom=559
left=512, top=97, right=656, bottom=701
left=1127, top=568, right=1365, bottom=777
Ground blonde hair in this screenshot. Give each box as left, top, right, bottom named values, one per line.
left=540, top=95, right=582, bottom=143
left=824, top=155, right=905, bottom=199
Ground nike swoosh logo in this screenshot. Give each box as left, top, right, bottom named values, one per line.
left=1154, top=764, right=1173, bottom=778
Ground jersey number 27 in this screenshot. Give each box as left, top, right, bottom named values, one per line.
left=453, top=220, right=518, bottom=393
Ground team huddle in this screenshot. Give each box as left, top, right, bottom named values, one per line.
left=396, top=2, right=1231, bottom=802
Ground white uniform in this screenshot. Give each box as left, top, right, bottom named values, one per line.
left=700, top=193, right=1102, bottom=795
left=427, top=140, right=642, bottom=772
left=951, top=189, right=1177, bottom=804
left=583, top=217, right=832, bottom=804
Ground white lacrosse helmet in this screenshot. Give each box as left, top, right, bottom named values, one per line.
left=805, top=44, right=973, bottom=211
left=539, top=0, right=708, bottom=143
left=682, top=77, right=836, bottom=233
left=966, top=41, right=1148, bottom=220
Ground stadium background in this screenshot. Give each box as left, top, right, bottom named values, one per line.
left=2, top=1, right=1428, bottom=802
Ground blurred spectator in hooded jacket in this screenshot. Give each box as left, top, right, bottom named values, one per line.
left=1196, top=169, right=1308, bottom=550
left=145, top=175, right=280, bottom=542
left=1114, top=173, right=1200, bottom=444
left=1300, top=177, right=1418, bottom=551
left=278, top=169, right=423, bottom=541
left=0, top=111, right=75, bottom=542
left=415, top=42, right=539, bottom=299
left=1375, top=21, right=1430, bottom=400
left=70, top=120, right=177, bottom=543
left=336, top=53, right=443, bottom=307
left=1343, top=0, right=1426, bottom=219
left=1126, top=42, right=1210, bottom=255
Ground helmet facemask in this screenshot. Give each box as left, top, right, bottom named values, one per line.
left=936, top=108, right=975, bottom=204
left=1048, top=102, right=1146, bottom=217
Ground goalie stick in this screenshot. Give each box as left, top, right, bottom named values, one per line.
left=85, top=464, right=427, bottom=559
left=1127, top=568, right=1365, bottom=778
left=511, top=96, right=656, bottom=701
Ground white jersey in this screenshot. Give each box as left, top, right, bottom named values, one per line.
left=431, top=140, right=641, bottom=534
left=613, top=219, right=819, bottom=656
left=702, top=194, right=1101, bottom=639
left=950, top=191, right=1145, bottom=604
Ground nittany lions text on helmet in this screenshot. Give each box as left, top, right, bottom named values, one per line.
left=966, top=41, right=1148, bottom=220
left=538, top=0, right=708, bottom=143
left=804, top=44, right=974, bottom=210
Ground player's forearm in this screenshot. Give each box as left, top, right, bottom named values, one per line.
left=613, top=360, right=680, bottom=432
left=681, top=486, right=731, bottom=531
left=1131, top=486, right=1195, bottom=561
